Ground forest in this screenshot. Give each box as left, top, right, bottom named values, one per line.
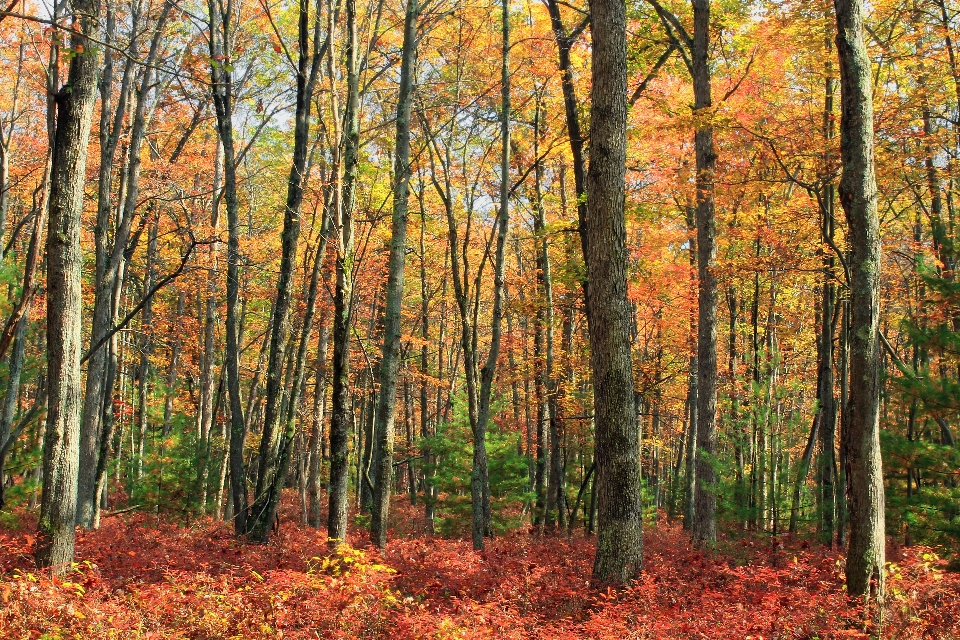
left=0, top=0, right=959, bottom=634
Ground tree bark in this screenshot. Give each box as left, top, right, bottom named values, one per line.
left=834, top=0, right=885, bottom=599
left=208, top=0, right=249, bottom=536
left=327, top=0, right=360, bottom=541
left=370, top=0, right=419, bottom=550
left=587, top=0, right=644, bottom=582
left=36, top=0, right=100, bottom=573
left=691, top=0, right=718, bottom=545
left=248, top=0, right=325, bottom=542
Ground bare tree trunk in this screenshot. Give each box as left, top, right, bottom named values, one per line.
left=817, top=30, right=839, bottom=544
left=691, top=0, right=718, bottom=545
left=36, top=0, right=100, bottom=573
left=136, top=220, right=159, bottom=479
left=683, top=206, right=697, bottom=530
left=370, top=0, right=419, bottom=549
left=587, top=0, right=643, bottom=582
left=308, top=309, right=330, bottom=528
left=534, top=97, right=564, bottom=533
left=248, top=0, right=325, bottom=542
left=834, top=0, right=885, bottom=599
left=208, top=0, right=249, bottom=536
left=328, top=0, right=360, bottom=541
left=163, top=291, right=185, bottom=437
left=77, top=3, right=136, bottom=530
left=80, top=3, right=171, bottom=526
left=469, top=0, right=511, bottom=549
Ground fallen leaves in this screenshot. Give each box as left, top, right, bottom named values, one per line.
left=0, top=499, right=957, bottom=639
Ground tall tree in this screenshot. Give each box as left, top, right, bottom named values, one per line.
left=247, top=0, right=325, bottom=543
left=586, top=0, right=644, bottom=582
left=208, top=0, right=249, bottom=536
left=370, top=0, right=420, bottom=549
left=834, top=0, right=885, bottom=600
left=328, top=0, right=360, bottom=542
left=35, top=0, right=101, bottom=573
left=691, top=0, right=718, bottom=545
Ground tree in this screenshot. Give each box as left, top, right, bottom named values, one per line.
left=35, top=0, right=101, bottom=573
left=370, top=0, right=420, bottom=550
left=327, top=0, right=361, bottom=542
left=834, top=0, right=885, bottom=600
left=586, top=0, right=644, bottom=582
left=207, top=0, right=249, bottom=536
left=690, top=0, right=719, bottom=546
left=247, top=0, right=325, bottom=544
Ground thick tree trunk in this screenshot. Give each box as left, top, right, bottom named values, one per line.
left=834, top=0, right=885, bottom=599
left=587, top=0, right=644, bottom=582
left=36, top=0, right=100, bottom=573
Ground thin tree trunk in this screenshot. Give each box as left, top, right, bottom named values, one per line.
left=469, top=0, right=511, bottom=550
left=370, top=0, right=419, bottom=549
left=208, top=0, right=250, bottom=536
left=817, top=29, right=838, bottom=544
left=691, top=0, right=718, bottom=545
left=136, top=220, right=158, bottom=479
left=328, top=0, right=360, bottom=541
left=308, top=309, right=330, bottom=528
left=163, top=291, right=185, bottom=437
left=248, top=0, right=325, bottom=542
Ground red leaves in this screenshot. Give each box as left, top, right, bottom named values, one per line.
left=0, top=504, right=957, bottom=638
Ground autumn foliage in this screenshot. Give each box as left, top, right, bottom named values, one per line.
left=1, top=496, right=957, bottom=638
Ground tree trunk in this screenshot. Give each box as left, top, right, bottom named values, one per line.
left=834, top=0, right=885, bottom=599
left=817, top=32, right=838, bottom=544
left=208, top=0, right=249, bottom=536
left=691, top=0, right=718, bottom=545
left=328, top=0, right=360, bottom=541
left=586, top=0, right=644, bottom=582
left=247, top=0, right=325, bottom=542
left=77, top=5, right=136, bottom=528
left=370, top=0, right=419, bottom=549
left=136, top=220, right=158, bottom=479
left=163, top=291, right=185, bottom=437
left=684, top=206, right=698, bottom=530
left=36, top=0, right=100, bottom=573
left=308, top=309, right=330, bottom=528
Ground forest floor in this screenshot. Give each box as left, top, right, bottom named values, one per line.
left=1, top=496, right=958, bottom=639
